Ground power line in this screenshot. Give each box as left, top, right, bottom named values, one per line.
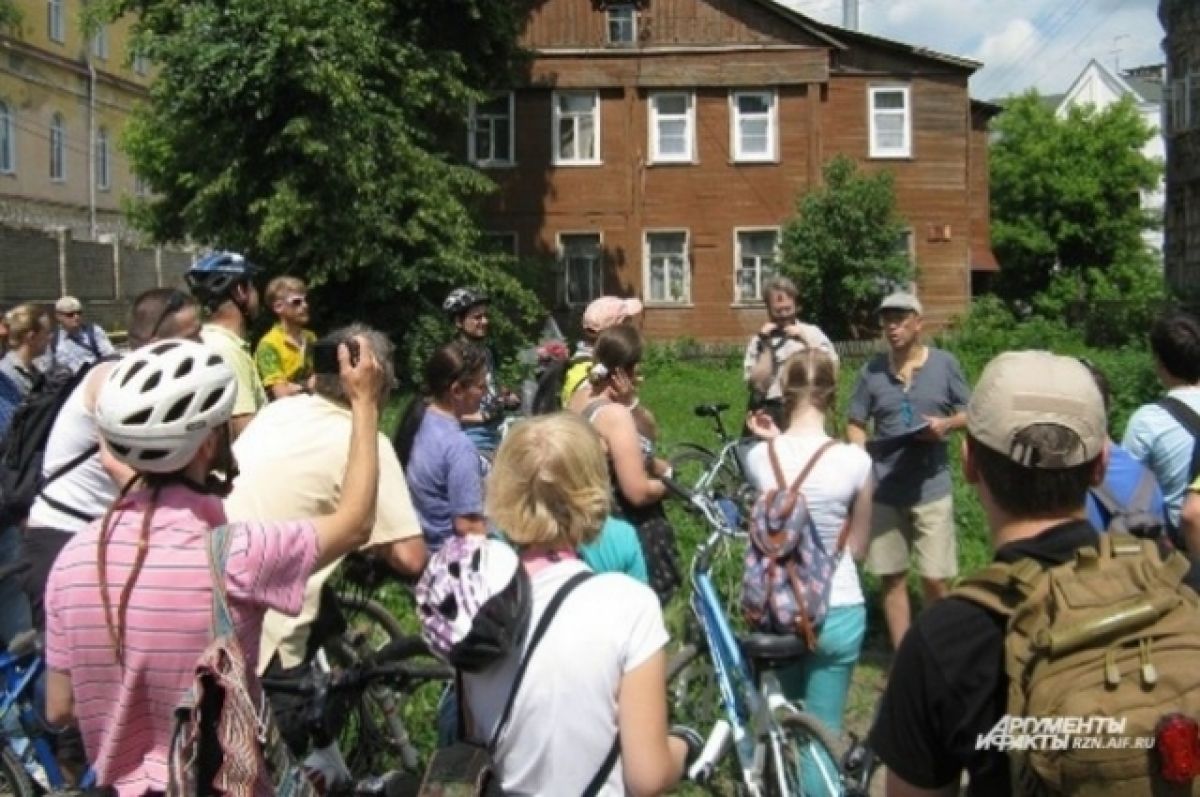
left=975, top=0, right=1091, bottom=98
left=1018, top=0, right=1134, bottom=96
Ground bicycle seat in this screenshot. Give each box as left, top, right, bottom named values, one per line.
left=6, top=629, right=40, bottom=659
left=739, top=633, right=809, bottom=667
left=694, top=403, right=730, bottom=418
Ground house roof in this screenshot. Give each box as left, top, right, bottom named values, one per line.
left=753, top=0, right=981, bottom=72
left=1056, top=58, right=1163, bottom=113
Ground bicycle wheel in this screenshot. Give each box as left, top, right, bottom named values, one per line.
left=666, top=642, right=724, bottom=746
left=767, top=709, right=845, bottom=797
left=327, top=596, right=417, bottom=777
left=669, top=446, right=741, bottom=498
left=0, top=747, right=35, bottom=797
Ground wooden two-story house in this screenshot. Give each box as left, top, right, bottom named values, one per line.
left=473, top=0, right=997, bottom=341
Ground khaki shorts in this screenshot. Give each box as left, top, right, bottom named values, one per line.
left=865, top=495, right=957, bottom=580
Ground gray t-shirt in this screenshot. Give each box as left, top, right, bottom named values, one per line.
left=0, top=351, right=37, bottom=396
left=847, top=348, right=970, bottom=507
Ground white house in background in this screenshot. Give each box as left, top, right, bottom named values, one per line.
left=1053, top=59, right=1166, bottom=261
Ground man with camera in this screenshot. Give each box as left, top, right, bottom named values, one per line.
left=743, top=276, right=838, bottom=424
left=225, top=324, right=425, bottom=778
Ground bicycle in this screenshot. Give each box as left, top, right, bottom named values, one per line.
left=0, top=561, right=100, bottom=796
left=661, top=477, right=847, bottom=796
left=668, top=402, right=757, bottom=519
left=321, top=553, right=453, bottom=779
left=262, top=635, right=451, bottom=795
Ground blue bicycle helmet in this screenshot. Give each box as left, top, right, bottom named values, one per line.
left=186, top=251, right=259, bottom=306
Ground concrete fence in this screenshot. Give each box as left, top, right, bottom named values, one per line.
left=0, top=223, right=194, bottom=332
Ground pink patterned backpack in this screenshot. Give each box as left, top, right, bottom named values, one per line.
left=741, top=439, right=850, bottom=648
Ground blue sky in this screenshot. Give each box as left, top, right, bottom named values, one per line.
left=776, top=0, right=1165, bottom=100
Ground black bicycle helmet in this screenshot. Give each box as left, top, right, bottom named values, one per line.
left=186, top=251, right=259, bottom=307
left=415, top=535, right=532, bottom=673
left=443, top=288, right=489, bottom=320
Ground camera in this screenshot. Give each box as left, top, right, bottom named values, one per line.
left=313, top=338, right=361, bottom=374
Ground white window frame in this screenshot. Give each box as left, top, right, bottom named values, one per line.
left=607, top=4, right=636, bottom=46
left=485, top=231, right=518, bottom=257
left=896, top=227, right=915, bottom=265
left=92, top=26, right=109, bottom=60
left=869, top=85, right=912, bottom=159
left=0, top=102, right=14, bottom=175
left=468, top=92, right=515, bottom=167
left=132, top=52, right=149, bottom=76
left=644, top=229, right=691, bottom=305
left=729, top=90, right=777, bottom=163
left=134, top=173, right=148, bottom=197
left=649, top=91, right=694, bottom=164
left=96, top=126, right=110, bottom=191
left=47, top=0, right=64, bottom=43
left=733, top=227, right=780, bottom=304
left=558, top=231, right=603, bottom=306
left=552, top=91, right=601, bottom=166
left=49, top=113, right=65, bottom=182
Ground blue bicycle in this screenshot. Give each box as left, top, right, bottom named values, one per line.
left=663, top=477, right=847, bottom=797
left=0, top=561, right=98, bottom=795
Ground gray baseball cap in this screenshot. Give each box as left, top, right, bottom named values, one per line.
left=877, top=292, right=922, bottom=316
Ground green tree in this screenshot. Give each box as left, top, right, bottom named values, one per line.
left=990, top=91, right=1164, bottom=333
left=778, top=155, right=912, bottom=339
left=0, top=0, right=20, bottom=31
left=102, top=0, right=543, bottom=372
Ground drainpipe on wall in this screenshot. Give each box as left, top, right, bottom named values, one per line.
left=86, top=52, right=97, bottom=240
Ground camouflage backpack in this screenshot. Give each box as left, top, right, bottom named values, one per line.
left=955, top=533, right=1200, bottom=795
left=167, top=525, right=317, bottom=797
left=741, top=440, right=849, bottom=648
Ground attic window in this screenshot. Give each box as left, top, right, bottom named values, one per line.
left=608, top=5, right=636, bottom=46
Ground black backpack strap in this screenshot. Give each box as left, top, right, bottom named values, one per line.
left=581, top=737, right=621, bottom=797
left=36, top=443, right=101, bottom=523
left=1157, top=397, right=1200, bottom=480
left=488, top=570, right=592, bottom=750
left=84, top=324, right=100, bottom=358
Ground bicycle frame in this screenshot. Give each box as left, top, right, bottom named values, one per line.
left=684, top=520, right=807, bottom=795
left=0, top=646, right=66, bottom=787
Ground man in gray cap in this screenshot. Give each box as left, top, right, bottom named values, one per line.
left=846, top=291, right=970, bottom=650
left=41, top=296, right=116, bottom=375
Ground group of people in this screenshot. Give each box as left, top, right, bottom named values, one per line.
left=4, top=250, right=1200, bottom=797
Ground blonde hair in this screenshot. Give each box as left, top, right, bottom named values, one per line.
left=265, top=276, right=306, bottom=308
left=487, top=413, right=611, bottom=548
left=780, top=348, right=838, bottom=418
left=5, top=304, right=49, bottom=347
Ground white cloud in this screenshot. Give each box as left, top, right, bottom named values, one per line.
left=774, top=0, right=1164, bottom=100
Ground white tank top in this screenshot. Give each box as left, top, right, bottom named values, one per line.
left=27, top=369, right=120, bottom=533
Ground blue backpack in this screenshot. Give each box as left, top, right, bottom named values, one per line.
left=741, top=439, right=849, bottom=648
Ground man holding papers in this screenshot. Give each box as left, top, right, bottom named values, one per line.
left=847, top=292, right=970, bottom=651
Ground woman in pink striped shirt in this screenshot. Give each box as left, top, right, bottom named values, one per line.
left=43, top=336, right=383, bottom=797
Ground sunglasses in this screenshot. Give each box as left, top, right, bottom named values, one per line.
left=58, top=310, right=81, bottom=318
left=285, top=295, right=308, bottom=308
left=149, top=290, right=189, bottom=339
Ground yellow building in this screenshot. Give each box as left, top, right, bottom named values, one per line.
left=0, top=0, right=149, bottom=239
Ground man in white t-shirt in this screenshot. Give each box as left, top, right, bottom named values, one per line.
left=225, top=324, right=425, bottom=761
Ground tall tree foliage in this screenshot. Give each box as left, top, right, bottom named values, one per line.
left=103, top=0, right=543, bottom=370
left=990, top=92, right=1164, bottom=336
left=778, top=156, right=912, bottom=340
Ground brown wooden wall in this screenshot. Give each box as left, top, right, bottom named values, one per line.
left=481, top=0, right=982, bottom=342
left=522, top=0, right=825, bottom=49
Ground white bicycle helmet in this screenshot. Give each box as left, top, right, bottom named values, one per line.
left=96, top=339, right=238, bottom=473
left=416, top=535, right=531, bottom=672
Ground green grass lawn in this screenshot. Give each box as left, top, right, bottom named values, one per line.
left=371, top=356, right=994, bottom=776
